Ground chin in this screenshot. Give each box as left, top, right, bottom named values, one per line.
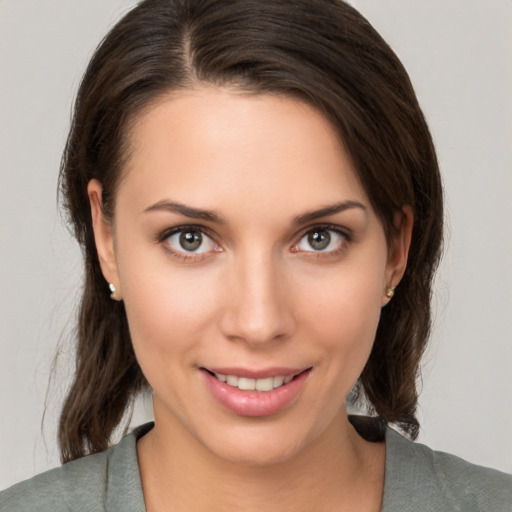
left=208, top=431, right=305, bottom=467
left=194, top=411, right=335, bottom=468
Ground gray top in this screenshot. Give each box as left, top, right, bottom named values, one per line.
left=1, top=421, right=511, bottom=511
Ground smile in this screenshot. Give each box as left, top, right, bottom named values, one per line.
left=213, top=373, right=294, bottom=392
left=202, top=367, right=312, bottom=416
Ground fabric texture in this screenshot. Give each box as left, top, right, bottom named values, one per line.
left=381, top=428, right=512, bottom=511
left=1, top=420, right=511, bottom=511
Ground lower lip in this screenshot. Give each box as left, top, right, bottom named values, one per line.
left=203, top=370, right=311, bottom=417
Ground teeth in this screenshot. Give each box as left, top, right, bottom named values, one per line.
left=238, top=377, right=256, bottom=390
left=226, top=375, right=238, bottom=386
left=214, top=373, right=296, bottom=391
left=273, top=376, right=284, bottom=387
left=255, top=377, right=274, bottom=391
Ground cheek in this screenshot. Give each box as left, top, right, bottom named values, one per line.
left=307, top=260, right=385, bottom=331
left=116, top=244, right=221, bottom=365
left=300, top=254, right=387, bottom=369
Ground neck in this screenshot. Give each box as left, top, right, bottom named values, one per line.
left=137, top=409, right=385, bottom=512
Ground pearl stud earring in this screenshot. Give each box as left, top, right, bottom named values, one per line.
left=109, top=283, right=118, bottom=300
left=385, top=286, right=396, bottom=298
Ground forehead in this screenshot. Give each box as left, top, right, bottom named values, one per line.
left=119, top=88, right=369, bottom=218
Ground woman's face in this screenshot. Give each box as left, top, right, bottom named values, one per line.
left=90, top=88, right=409, bottom=465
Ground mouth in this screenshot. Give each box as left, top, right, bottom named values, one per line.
left=201, top=368, right=311, bottom=392
left=201, top=367, right=312, bottom=416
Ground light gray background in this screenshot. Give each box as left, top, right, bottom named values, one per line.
left=1, top=0, right=511, bottom=489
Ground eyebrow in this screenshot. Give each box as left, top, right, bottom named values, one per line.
left=291, top=201, right=367, bottom=225
left=143, top=200, right=226, bottom=224
left=143, top=199, right=366, bottom=225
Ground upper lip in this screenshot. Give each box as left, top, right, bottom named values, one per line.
left=202, top=367, right=310, bottom=379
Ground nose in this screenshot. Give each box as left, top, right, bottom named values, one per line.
left=218, top=251, right=296, bottom=347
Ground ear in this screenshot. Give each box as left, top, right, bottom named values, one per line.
left=383, top=206, right=413, bottom=305
left=88, top=179, right=121, bottom=299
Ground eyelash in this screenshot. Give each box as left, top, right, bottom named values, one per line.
left=293, top=224, right=352, bottom=260
left=156, top=225, right=220, bottom=262
left=156, top=223, right=352, bottom=262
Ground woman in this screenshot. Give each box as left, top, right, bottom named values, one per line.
left=1, top=0, right=510, bottom=510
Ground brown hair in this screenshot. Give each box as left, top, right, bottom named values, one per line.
left=58, top=0, right=443, bottom=463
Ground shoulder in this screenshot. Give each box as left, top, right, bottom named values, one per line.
left=382, top=427, right=512, bottom=512
left=0, top=423, right=152, bottom=512
left=0, top=452, right=110, bottom=512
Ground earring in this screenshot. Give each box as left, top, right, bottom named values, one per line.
left=109, top=283, right=118, bottom=300
left=385, top=286, right=396, bottom=298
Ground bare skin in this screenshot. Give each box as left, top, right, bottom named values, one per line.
left=137, top=410, right=385, bottom=512
left=89, top=88, right=412, bottom=511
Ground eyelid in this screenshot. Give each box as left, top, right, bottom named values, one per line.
left=292, top=223, right=352, bottom=254
left=155, top=222, right=352, bottom=261
left=296, top=223, right=351, bottom=241
left=156, top=224, right=216, bottom=243
left=156, top=224, right=221, bottom=260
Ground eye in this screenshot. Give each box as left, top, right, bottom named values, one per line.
left=166, top=229, right=217, bottom=254
left=296, top=228, right=347, bottom=252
